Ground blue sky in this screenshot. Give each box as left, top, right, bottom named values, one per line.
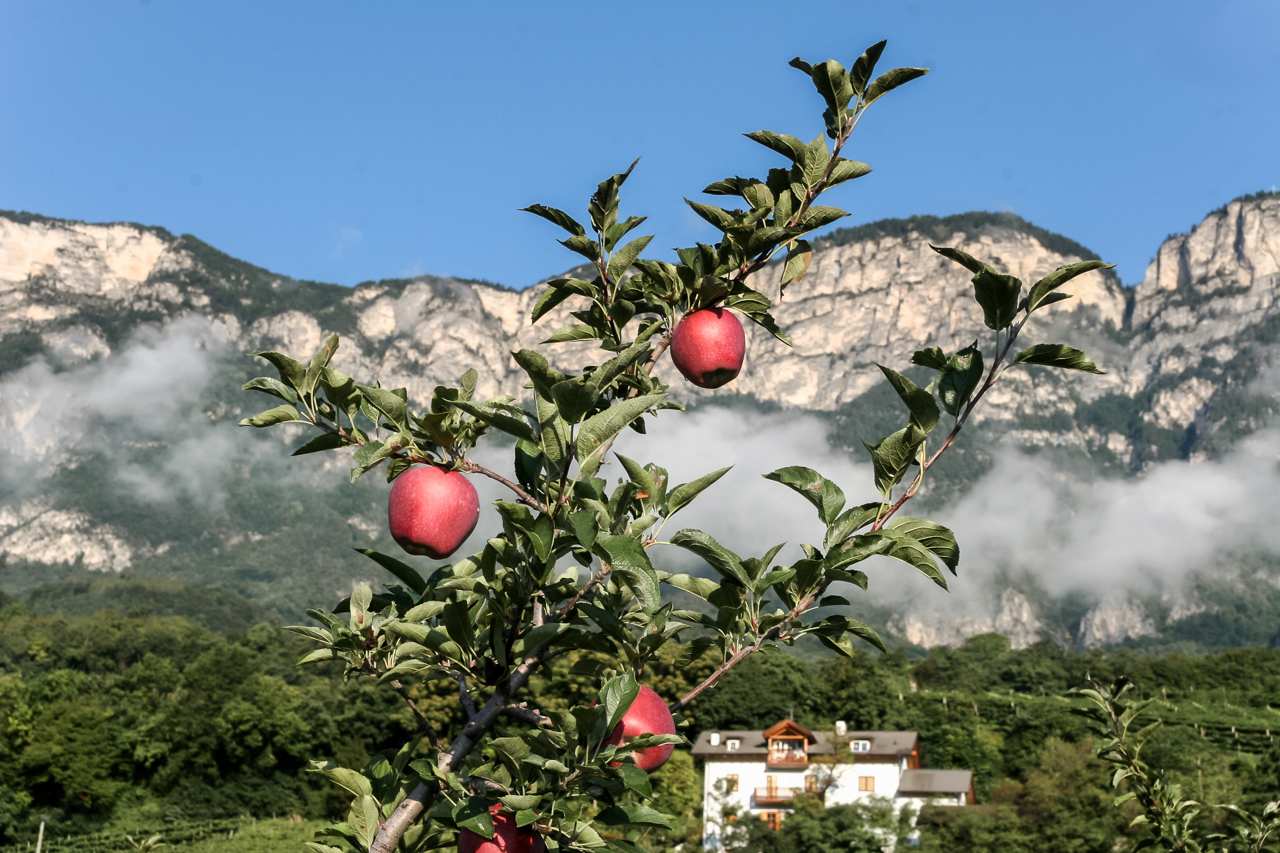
left=1, top=1, right=1277, bottom=289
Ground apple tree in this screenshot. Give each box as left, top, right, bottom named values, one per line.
left=239, top=40, right=1111, bottom=853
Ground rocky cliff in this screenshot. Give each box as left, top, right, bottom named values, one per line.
left=3, top=195, right=1279, bottom=647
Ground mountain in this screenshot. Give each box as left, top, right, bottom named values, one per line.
left=2, top=195, right=1279, bottom=647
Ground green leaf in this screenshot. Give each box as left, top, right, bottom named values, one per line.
left=938, top=344, right=984, bottom=417
left=599, top=805, right=672, bottom=829
left=243, top=376, right=299, bottom=403
left=238, top=404, right=300, bottom=428
left=531, top=278, right=594, bottom=323
left=521, top=204, right=586, bottom=237
left=930, top=245, right=992, bottom=276
left=453, top=798, right=495, bottom=838
left=780, top=240, right=813, bottom=296
left=292, top=433, right=349, bottom=456
left=972, top=269, right=1023, bottom=331
left=576, top=393, right=665, bottom=478
left=302, top=333, right=340, bottom=396
left=667, top=466, right=732, bottom=516
left=1026, top=259, right=1115, bottom=312
left=309, top=761, right=374, bottom=799
left=1013, top=344, right=1105, bottom=374
left=543, top=324, right=600, bottom=344
left=600, top=670, right=641, bottom=735
left=660, top=572, right=720, bottom=601
left=686, top=199, right=737, bottom=231
left=359, top=384, right=410, bottom=429
left=877, top=365, right=939, bottom=433
left=607, top=234, right=654, bottom=283
left=811, top=58, right=854, bottom=113
left=849, top=40, right=886, bottom=96
left=865, top=67, right=930, bottom=103
left=529, top=513, right=555, bottom=563
left=824, top=532, right=894, bottom=571
left=670, top=529, right=749, bottom=587
left=863, top=426, right=926, bottom=495
left=356, top=548, right=428, bottom=595
left=798, top=206, right=848, bottom=231
left=559, top=235, right=601, bottom=262
left=743, top=130, right=807, bottom=163
left=883, top=530, right=949, bottom=590
left=823, top=502, right=881, bottom=551
left=802, top=136, right=830, bottom=188
left=594, top=534, right=661, bottom=612
left=826, top=158, right=873, bottom=188
left=349, top=794, right=380, bottom=850
left=450, top=400, right=537, bottom=443
left=787, top=56, right=813, bottom=75
left=674, top=636, right=717, bottom=669
left=551, top=377, right=597, bottom=424
left=910, top=347, right=948, bottom=371
left=888, top=517, right=960, bottom=573
left=763, top=466, right=846, bottom=525
left=249, top=349, right=307, bottom=390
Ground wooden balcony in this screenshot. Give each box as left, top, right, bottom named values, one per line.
left=754, top=787, right=803, bottom=806
left=766, top=748, right=808, bottom=768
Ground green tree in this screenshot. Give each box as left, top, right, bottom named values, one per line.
left=235, top=41, right=1112, bottom=853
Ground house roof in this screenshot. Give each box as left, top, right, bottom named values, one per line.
left=762, top=719, right=817, bottom=743
left=690, top=728, right=919, bottom=758
left=897, top=769, right=974, bottom=795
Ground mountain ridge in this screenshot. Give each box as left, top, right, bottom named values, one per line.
left=3, top=195, right=1280, bottom=652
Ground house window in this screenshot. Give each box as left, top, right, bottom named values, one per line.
left=760, top=812, right=782, bottom=831
left=858, top=776, right=875, bottom=792
left=725, top=775, right=739, bottom=793
left=851, top=740, right=871, bottom=753
left=804, top=775, right=818, bottom=793
left=726, top=738, right=741, bottom=751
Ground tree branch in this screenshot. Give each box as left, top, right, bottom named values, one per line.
left=371, top=648, right=551, bottom=853
left=458, top=674, right=478, bottom=721
left=669, top=592, right=817, bottom=714
left=454, top=457, right=546, bottom=512
left=501, top=703, right=553, bottom=727
left=554, top=562, right=612, bottom=621
left=870, top=317, right=1027, bottom=531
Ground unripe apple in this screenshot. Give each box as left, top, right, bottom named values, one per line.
left=604, top=685, right=676, bottom=772
left=669, top=307, right=746, bottom=389
left=458, top=806, right=545, bottom=853
left=387, top=465, right=479, bottom=560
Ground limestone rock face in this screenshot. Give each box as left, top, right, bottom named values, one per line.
left=3, top=199, right=1280, bottom=652
left=888, top=589, right=1045, bottom=650
left=1078, top=596, right=1159, bottom=649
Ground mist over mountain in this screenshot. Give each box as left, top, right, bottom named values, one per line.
left=2, top=194, right=1279, bottom=651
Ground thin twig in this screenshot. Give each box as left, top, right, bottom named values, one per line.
left=870, top=318, right=1027, bottom=531
left=555, top=562, right=612, bottom=621
left=454, top=457, right=546, bottom=512
left=669, top=591, right=817, bottom=714
left=502, top=703, right=553, bottom=727
left=389, top=679, right=440, bottom=750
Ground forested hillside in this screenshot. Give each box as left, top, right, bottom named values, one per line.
left=5, top=590, right=1280, bottom=851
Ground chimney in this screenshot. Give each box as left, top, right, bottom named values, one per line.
left=710, top=732, right=721, bottom=746
left=834, top=721, right=847, bottom=737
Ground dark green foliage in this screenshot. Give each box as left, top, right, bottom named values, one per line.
left=0, top=330, right=45, bottom=374
left=0, top=604, right=416, bottom=844
left=730, top=794, right=914, bottom=853
left=24, top=576, right=278, bottom=633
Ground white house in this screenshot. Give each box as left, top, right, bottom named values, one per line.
left=692, top=719, right=974, bottom=850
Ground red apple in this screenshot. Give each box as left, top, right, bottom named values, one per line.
left=388, top=465, right=479, bottom=560
left=669, top=307, right=746, bottom=389
left=604, top=685, right=677, bottom=772
left=458, top=806, right=545, bottom=853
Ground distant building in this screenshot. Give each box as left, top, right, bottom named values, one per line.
left=692, top=719, right=974, bottom=850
